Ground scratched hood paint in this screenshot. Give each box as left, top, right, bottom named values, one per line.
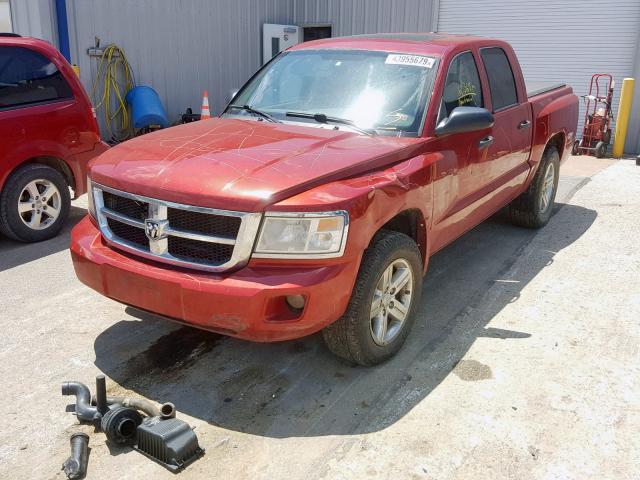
left=89, top=118, right=426, bottom=211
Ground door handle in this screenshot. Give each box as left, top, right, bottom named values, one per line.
left=478, top=136, right=494, bottom=149
left=518, top=120, right=531, bottom=129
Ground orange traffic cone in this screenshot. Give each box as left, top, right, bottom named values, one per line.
left=200, top=90, right=211, bottom=120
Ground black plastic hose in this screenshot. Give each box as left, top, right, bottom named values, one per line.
left=62, top=432, right=89, bottom=479
left=61, top=382, right=100, bottom=422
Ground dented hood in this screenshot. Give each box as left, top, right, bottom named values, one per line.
left=90, top=118, right=426, bottom=211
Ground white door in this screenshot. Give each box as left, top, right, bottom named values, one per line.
left=263, top=24, right=300, bottom=64
left=437, top=0, right=640, bottom=145
left=0, top=1, right=12, bottom=33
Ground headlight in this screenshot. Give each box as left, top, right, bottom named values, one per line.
left=253, top=211, right=349, bottom=258
left=86, top=177, right=96, bottom=219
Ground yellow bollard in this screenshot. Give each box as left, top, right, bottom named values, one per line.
left=612, top=77, right=635, bottom=158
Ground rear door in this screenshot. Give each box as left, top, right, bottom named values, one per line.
left=0, top=45, right=85, bottom=164
left=478, top=46, right=533, bottom=184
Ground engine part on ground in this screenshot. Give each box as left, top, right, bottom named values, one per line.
left=125, top=86, right=169, bottom=130
left=134, top=416, right=204, bottom=471
left=62, top=381, right=101, bottom=422
left=95, top=375, right=108, bottom=416
left=62, top=432, right=89, bottom=480
left=160, top=402, right=176, bottom=419
left=101, top=405, right=143, bottom=445
left=102, top=396, right=162, bottom=418
left=90, top=43, right=135, bottom=143
left=180, top=107, right=201, bottom=123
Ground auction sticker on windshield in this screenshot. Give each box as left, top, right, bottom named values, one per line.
left=385, top=54, right=435, bottom=68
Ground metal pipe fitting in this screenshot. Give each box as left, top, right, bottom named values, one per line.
left=160, top=402, right=176, bottom=419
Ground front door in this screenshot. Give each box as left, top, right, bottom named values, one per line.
left=430, top=50, right=495, bottom=251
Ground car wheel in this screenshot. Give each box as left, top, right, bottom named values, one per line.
left=507, top=146, right=560, bottom=229
left=322, top=230, right=423, bottom=366
left=0, top=164, right=71, bottom=242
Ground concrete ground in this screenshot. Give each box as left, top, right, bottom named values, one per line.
left=0, top=155, right=638, bottom=480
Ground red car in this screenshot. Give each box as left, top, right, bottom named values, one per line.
left=72, top=34, right=578, bottom=365
left=0, top=34, right=107, bottom=242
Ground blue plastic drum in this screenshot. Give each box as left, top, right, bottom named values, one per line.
left=125, top=86, right=169, bottom=129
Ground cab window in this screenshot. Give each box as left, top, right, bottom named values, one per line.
left=0, top=46, right=73, bottom=110
left=438, top=51, right=483, bottom=122
left=480, top=47, right=518, bottom=111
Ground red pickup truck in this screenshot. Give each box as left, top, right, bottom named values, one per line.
left=71, top=34, right=578, bottom=365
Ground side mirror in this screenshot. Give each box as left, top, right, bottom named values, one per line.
left=227, top=89, right=239, bottom=104
left=434, top=106, right=494, bottom=136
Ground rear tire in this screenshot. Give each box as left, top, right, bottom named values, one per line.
left=507, top=146, right=559, bottom=229
left=0, top=164, right=71, bottom=242
left=322, top=230, right=423, bottom=366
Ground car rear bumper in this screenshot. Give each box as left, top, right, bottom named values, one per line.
left=70, top=216, right=359, bottom=342
left=71, top=141, right=110, bottom=196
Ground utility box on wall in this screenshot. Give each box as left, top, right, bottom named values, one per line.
left=262, top=23, right=300, bottom=64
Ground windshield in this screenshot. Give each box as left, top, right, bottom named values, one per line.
left=226, top=49, right=439, bottom=136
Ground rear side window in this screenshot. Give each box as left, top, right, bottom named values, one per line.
left=480, top=47, right=518, bottom=111
left=439, top=51, right=483, bottom=120
left=0, top=46, right=73, bottom=110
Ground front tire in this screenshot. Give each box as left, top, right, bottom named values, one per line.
left=0, top=164, right=71, bottom=242
left=507, top=146, right=560, bottom=229
left=322, top=230, right=423, bottom=366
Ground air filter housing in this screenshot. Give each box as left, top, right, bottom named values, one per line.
left=134, top=416, right=204, bottom=471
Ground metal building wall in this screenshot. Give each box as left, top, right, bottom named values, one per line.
left=292, top=0, right=436, bottom=35
left=8, top=0, right=57, bottom=45
left=65, top=0, right=295, bottom=131
left=62, top=0, right=436, bottom=135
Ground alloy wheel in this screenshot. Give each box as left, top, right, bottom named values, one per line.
left=370, top=258, right=414, bottom=346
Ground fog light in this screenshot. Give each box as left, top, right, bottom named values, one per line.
left=286, top=295, right=305, bottom=310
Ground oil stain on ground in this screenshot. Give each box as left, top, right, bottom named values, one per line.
left=453, top=359, right=493, bottom=381
left=117, top=327, right=224, bottom=389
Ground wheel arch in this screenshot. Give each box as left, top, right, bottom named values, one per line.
left=372, top=208, right=427, bottom=270
left=1, top=156, right=76, bottom=197
left=546, top=131, right=566, bottom=160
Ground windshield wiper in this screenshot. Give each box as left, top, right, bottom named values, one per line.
left=227, top=104, right=281, bottom=123
left=285, top=112, right=374, bottom=135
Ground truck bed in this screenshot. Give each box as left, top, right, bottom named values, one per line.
left=527, top=82, right=566, bottom=98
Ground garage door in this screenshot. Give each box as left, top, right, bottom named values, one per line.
left=437, top=0, right=640, bottom=152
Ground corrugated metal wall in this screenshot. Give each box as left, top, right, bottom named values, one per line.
left=66, top=0, right=295, bottom=131
left=62, top=0, right=435, bottom=135
left=437, top=0, right=640, bottom=154
left=292, top=0, right=436, bottom=35
left=9, top=0, right=57, bottom=45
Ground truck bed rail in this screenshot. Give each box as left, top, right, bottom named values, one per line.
left=527, top=83, right=566, bottom=98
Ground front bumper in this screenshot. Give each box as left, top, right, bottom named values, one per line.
left=70, top=217, right=359, bottom=342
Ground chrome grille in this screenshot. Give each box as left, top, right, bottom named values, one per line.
left=92, top=183, right=262, bottom=272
